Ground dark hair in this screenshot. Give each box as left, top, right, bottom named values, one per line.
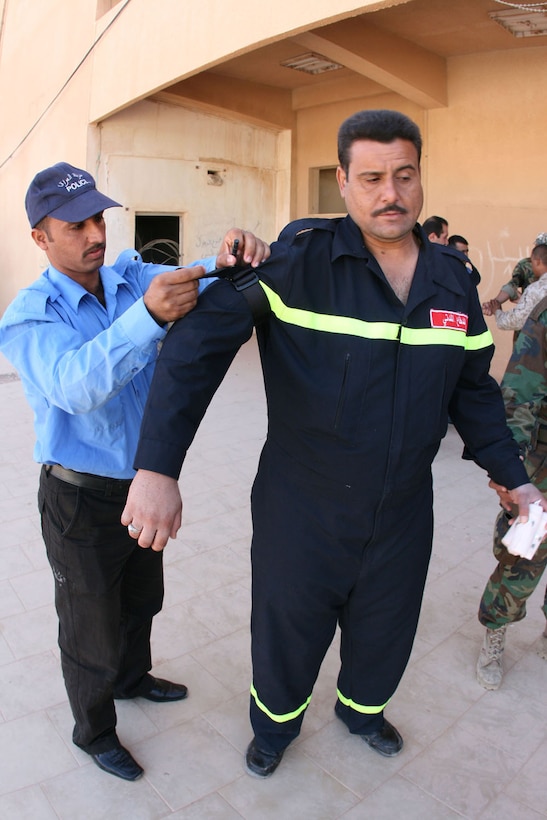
left=33, top=216, right=53, bottom=240
left=531, top=243, right=547, bottom=266
left=337, top=109, right=422, bottom=174
left=423, top=216, right=448, bottom=238
left=448, top=234, right=468, bottom=246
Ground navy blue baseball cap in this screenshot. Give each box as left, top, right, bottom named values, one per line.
left=25, top=162, right=122, bottom=227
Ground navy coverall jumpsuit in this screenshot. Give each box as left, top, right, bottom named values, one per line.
left=135, top=217, right=528, bottom=754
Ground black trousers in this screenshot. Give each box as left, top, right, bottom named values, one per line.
left=38, top=467, right=164, bottom=754
left=249, top=443, right=433, bottom=754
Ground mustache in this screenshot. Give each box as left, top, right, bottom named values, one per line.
left=84, top=243, right=106, bottom=256
left=372, top=204, right=408, bottom=217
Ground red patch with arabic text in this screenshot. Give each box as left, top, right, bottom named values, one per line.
left=430, top=310, right=468, bottom=332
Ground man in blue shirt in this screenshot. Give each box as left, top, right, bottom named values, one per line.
left=0, top=162, right=269, bottom=781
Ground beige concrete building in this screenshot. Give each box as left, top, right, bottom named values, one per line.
left=0, top=0, right=546, bottom=377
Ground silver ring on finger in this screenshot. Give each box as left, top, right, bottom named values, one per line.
left=128, top=523, right=143, bottom=535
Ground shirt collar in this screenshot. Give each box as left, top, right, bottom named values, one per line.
left=332, top=216, right=425, bottom=263
left=46, top=264, right=126, bottom=311
left=331, top=216, right=367, bottom=261
left=331, top=218, right=466, bottom=300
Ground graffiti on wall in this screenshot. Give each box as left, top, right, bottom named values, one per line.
left=468, top=239, right=531, bottom=294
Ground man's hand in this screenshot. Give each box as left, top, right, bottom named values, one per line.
left=488, top=479, right=513, bottom=511
left=144, top=266, right=205, bottom=325
left=493, top=481, right=547, bottom=522
left=216, top=228, right=270, bottom=270
left=482, top=298, right=501, bottom=316
left=122, top=470, right=182, bottom=551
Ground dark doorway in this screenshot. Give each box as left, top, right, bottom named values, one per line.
left=135, top=215, right=181, bottom=265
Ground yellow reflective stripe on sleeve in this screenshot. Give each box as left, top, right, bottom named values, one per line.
left=250, top=682, right=312, bottom=723
left=260, top=282, right=493, bottom=351
left=260, top=282, right=400, bottom=341
left=337, top=689, right=390, bottom=714
left=464, top=328, right=494, bottom=350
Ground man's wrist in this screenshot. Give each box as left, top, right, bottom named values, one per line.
left=144, top=304, right=166, bottom=327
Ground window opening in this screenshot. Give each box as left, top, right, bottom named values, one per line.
left=309, top=167, right=345, bottom=215
left=135, top=215, right=181, bottom=266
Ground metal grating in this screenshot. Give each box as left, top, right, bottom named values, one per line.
left=280, top=52, right=344, bottom=75
left=489, top=8, right=547, bottom=37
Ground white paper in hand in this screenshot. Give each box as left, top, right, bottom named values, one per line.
left=501, top=501, right=547, bottom=560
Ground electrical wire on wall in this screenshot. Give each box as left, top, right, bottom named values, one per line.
left=492, top=1, right=547, bottom=10
left=0, top=0, right=134, bottom=171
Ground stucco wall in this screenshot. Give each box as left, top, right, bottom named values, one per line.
left=88, top=0, right=393, bottom=122
left=426, top=47, right=547, bottom=378
left=0, top=1, right=97, bottom=300
left=95, top=100, right=288, bottom=266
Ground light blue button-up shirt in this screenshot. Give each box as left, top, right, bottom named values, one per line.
left=0, top=250, right=216, bottom=477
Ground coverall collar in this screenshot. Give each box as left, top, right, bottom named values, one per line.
left=333, top=216, right=467, bottom=299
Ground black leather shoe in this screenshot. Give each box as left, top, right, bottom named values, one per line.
left=91, top=746, right=144, bottom=781
left=245, top=738, right=284, bottom=778
left=116, top=676, right=188, bottom=702
left=361, top=720, right=404, bottom=757
left=334, top=701, right=403, bottom=757
left=138, top=677, right=188, bottom=702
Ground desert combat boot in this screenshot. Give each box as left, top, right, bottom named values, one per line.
left=476, top=625, right=507, bottom=690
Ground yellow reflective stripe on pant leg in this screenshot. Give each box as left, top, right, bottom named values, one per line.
left=337, top=689, right=390, bottom=714
left=250, top=682, right=312, bottom=723
left=260, top=282, right=493, bottom=351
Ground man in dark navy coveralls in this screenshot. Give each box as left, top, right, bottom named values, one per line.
left=122, top=110, right=546, bottom=777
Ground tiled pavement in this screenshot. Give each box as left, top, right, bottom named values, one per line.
left=0, top=338, right=545, bottom=819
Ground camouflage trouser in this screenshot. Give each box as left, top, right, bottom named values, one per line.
left=478, top=443, right=547, bottom=629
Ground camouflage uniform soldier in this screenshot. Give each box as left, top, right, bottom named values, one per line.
left=477, top=294, right=547, bottom=689
left=481, top=231, right=547, bottom=326
left=499, top=255, right=535, bottom=302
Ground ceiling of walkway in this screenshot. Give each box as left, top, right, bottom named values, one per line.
left=213, top=0, right=544, bottom=84
left=157, top=0, right=547, bottom=126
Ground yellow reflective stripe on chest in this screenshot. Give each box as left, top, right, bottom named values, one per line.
left=260, top=282, right=493, bottom=350
left=401, top=326, right=493, bottom=349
